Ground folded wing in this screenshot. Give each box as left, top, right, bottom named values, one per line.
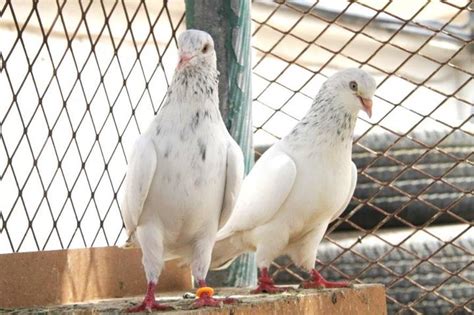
left=217, top=148, right=297, bottom=239
left=121, top=136, right=158, bottom=237
left=219, top=139, right=245, bottom=229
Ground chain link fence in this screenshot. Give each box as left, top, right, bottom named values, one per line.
left=1, top=0, right=186, bottom=251
left=250, top=1, right=473, bottom=314
left=1, top=0, right=472, bottom=314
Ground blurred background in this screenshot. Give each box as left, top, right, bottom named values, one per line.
left=1, top=1, right=472, bottom=314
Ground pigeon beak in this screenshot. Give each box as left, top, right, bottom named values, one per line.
left=178, top=53, right=193, bottom=68
left=358, top=96, right=373, bottom=118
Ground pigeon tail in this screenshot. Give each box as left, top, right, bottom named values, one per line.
left=210, top=234, right=247, bottom=270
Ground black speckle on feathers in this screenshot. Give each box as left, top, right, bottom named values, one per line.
left=191, top=111, right=201, bottom=131
left=198, top=139, right=207, bottom=161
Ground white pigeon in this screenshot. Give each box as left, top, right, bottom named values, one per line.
left=211, top=68, right=376, bottom=293
left=121, top=29, right=244, bottom=311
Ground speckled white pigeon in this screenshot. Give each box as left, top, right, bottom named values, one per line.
left=211, top=68, right=376, bottom=293
left=121, top=29, right=244, bottom=311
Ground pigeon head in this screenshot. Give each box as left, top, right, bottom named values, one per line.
left=325, top=68, right=376, bottom=118
left=177, top=29, right=216, bottom=70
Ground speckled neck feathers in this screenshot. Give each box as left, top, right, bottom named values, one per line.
left=150, top=61, right=223, bottom=146
left=168, top=64, right=219, bottom=104
left=284, top=87, right=358, bottom=151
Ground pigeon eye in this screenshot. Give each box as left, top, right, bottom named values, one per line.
left=349, top=81, right=358, bottom=91
left=202, top=44, right=209, bottom=53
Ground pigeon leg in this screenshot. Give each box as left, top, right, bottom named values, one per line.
left=190, top=237, right=237, bottom=308
left=301, top=269, right=349, bottom=289
left=127, top=226, right=172, bottom=312
left=127, top=282, right=173, bottom=312
left=251, top=267, right=287, bottom=294
left=192, top=279, right=237, bottom=308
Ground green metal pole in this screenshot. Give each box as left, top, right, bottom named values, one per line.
left=185, top=0, right=256, bottom=287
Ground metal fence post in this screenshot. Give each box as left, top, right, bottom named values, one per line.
left=185, top=0, right=257, bottom=286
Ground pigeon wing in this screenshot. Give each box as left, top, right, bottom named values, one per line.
left=330, top=161, right=357, bottom=222
left=121, top=135, right=157, bottom=237
left=217, top=148, right=297, bottom=239
left=218, top=138, right=245, bottom=229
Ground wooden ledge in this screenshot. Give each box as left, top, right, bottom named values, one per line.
left=0, top=246, right=192, bottom=308
left=2, top=284, right=387, bottom=314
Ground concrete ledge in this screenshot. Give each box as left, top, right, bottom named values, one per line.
left=1, top=284, right=387, bottom=314
left=0, top=246, right=192, bottom=308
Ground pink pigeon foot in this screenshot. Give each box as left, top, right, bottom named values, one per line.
left=301, top=269, right=349, bottom=289
left=251, top=268, right=288, bottom=294
left=192, top=280, right=238, bottom=308
left=127, top=282, right=173, bottom=312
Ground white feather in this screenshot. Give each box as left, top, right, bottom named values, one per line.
left=330, top=161, right=357, bottom=222
left=217, top=147, right=297, bottom=239
left=219, top=139, right=245, bottom=229
left=122, top=136, right=157, bottom=237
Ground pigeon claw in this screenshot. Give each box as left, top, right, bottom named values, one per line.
left=300, top=269, right=350, bottom=289
left=251, top=282, right=287, bottom=294
left=126, top=301, right=173, bottom=312
left=126, top=281, right=174, bottom=312
left=192, top=286, right=238, bottom=308
left=251, top=267, right=289, bottom=294
left=192, top=293, right=222, bottom=308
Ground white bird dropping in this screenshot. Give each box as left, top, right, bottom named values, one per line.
left=121, top=29, right=244, bottom=311
left=211, top=68, right=376, bottom=293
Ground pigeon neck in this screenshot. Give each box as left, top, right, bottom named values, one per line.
left=157, top=65, right=221, bottom=125
left=169, top=65, right=219, bottom=104
left=285, top=93, right=358, bottom=151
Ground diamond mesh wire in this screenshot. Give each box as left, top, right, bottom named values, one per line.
left=0, top=0, right=473, bottom=314
left=250, top=1, right=473, bottom=314
left=1, top=0, right=186, bottom=251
